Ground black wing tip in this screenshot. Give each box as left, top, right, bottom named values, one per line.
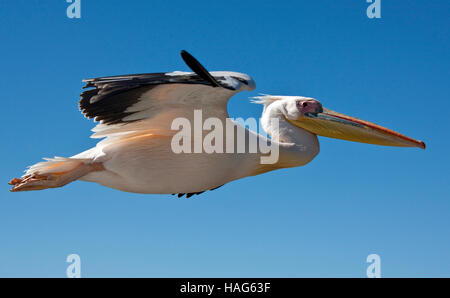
left=179, top=49, right=222, bottom=88
left=180, top=49, right=193, bottom=65
left=180, top=50, right=199, bottom=65
left=179, top=50, right=191, bottom=67
left=180, top=50, right=194, bottom=60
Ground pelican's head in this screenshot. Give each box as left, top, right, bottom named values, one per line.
left=252, top=95, right=426, bottom=149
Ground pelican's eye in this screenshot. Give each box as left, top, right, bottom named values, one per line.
left=296, top=99, right=323, bottom=114
left=296, top=101, right=309, bottom=108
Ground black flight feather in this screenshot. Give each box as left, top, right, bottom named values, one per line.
left=180, top=50, right=221, bottom=88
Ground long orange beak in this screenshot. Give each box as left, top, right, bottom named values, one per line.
left=289, top=108, right=425, bottom=149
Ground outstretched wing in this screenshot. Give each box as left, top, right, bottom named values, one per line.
left=79, top=52, right=255, bottom=139
left=76, top=52, right=256, bottom=197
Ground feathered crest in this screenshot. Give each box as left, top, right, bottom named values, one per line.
left=250, top=94, right=282, bottom=106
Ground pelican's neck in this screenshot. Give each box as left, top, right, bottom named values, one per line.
left=260, top=103, right=320, bottom=168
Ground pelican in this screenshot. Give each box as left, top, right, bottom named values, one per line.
left=9, top=51, right=425, bottom=197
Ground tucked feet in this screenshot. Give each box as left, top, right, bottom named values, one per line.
left=9, top=162, right=104, bottom=192
left=9, top=173, right=57, bottom=192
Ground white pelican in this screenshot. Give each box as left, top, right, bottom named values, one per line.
left=9, top=51, right=425, bottom=197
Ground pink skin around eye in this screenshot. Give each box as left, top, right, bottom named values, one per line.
left=298, top=100, right=323, bottom=114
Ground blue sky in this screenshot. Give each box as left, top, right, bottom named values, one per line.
left=0, top=1, right=449, bottom=277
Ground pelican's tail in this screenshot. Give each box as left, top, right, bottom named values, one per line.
left=9, top=157, right=103, bottom=192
